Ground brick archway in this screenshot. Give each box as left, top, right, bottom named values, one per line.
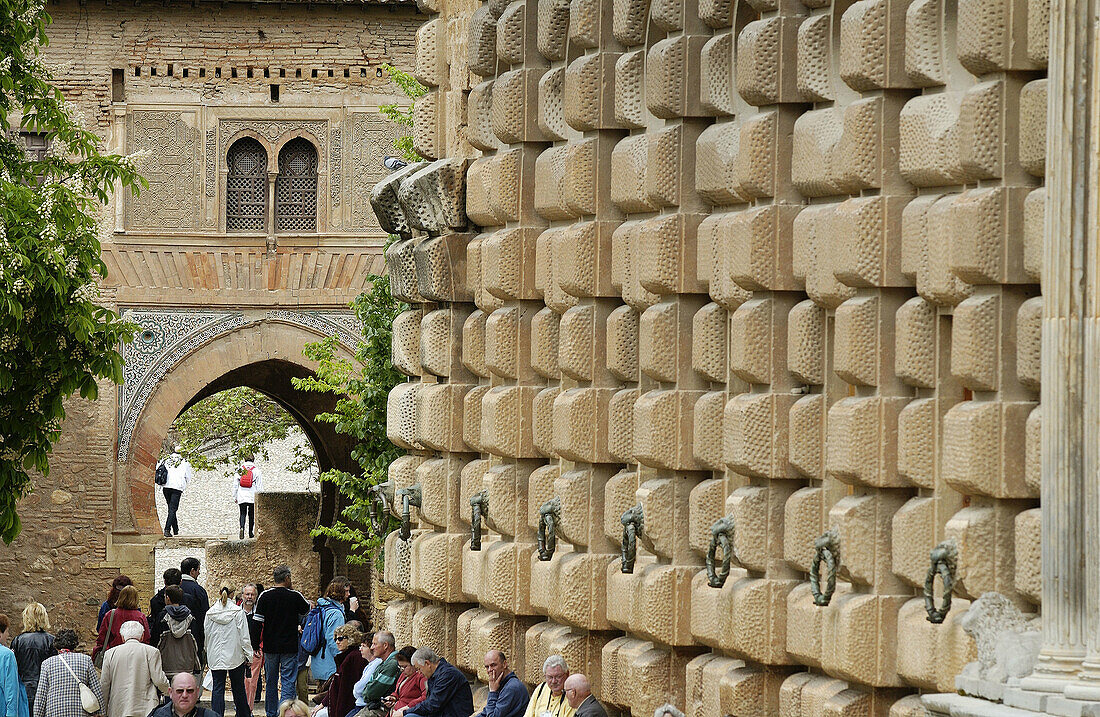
left=116, top=318, right=357, bottom=544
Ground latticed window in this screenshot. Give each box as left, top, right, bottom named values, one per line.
left=275, top=138, right=318, bottom=232
left=226, top=138, right=267, bottom=232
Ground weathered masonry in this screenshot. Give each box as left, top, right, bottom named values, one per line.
left=1, top=0, right=420, bottom=637
left=371, top=0, right=1100, bottom=713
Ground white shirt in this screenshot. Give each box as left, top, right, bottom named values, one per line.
left=353, top=657, right=382, bottom=705
left=162, top=453, right=194, bottom=491
left=233, top=461, right=262, bottom=504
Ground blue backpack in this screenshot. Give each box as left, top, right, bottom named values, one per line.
left=300, top=602, right=341, bottom=657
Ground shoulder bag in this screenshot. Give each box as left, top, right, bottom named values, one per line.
left=92, top=608, right=117, bottom=669
left=59, top=653, right=101, bottom=714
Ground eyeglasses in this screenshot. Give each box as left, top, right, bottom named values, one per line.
left=335, top=636, right=348, bottom=642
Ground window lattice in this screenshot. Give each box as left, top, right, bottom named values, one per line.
left=226, top=138, right=267, bottom=232
left=275, top=138, right=318, bottom=232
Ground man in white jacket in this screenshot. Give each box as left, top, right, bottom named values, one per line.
left=204, top=585, right=254, bottom=717
left=160, top=446, right=194, bottom=538
left=234, top=456, right=262, bottom=540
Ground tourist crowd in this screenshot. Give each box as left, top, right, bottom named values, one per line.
left=0, top=559, right=608, bottom=717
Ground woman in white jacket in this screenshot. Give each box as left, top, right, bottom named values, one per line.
left=204, top=583, right=254, bottom=717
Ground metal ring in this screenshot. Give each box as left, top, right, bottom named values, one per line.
left=706, top=516, right=735, bottom=588
left=366, top=481, right=392, bottom=538
left=924, top=540, right=959, bottom=624
left=537, top=497, right=561, bottom=562
left=396, top=485, right=422, bottom=542
left=809, top=530, right=840, bottom=606
left=620, top=504, right=644, bottom=574
left=469, top=490, right=488, bottom=551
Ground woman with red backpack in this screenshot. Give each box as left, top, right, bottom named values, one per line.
left=234, top=455, right=262, bottom=540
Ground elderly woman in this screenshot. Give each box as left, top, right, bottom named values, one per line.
left=100, top=620, right=170, bottom=717
left=10, top=604, right=55, bottom=710
left=34, top=629, right=103, bottom=717
left=309, top=624, right=367, bottom=717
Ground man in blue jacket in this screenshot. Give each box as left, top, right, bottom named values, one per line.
left=395, top=647, right=474, bottom=717
left=476, top=650, right=528, bottom=717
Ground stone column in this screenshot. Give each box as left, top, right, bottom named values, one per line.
left=1019, top=0, right=1093, bottom=695
left=1063, top=13, right=1100, bottom=704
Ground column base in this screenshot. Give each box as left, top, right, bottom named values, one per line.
left=925, top=692, right=1100, bottom=717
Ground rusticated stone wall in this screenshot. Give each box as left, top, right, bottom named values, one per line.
left=375, top=0, right=1048, bottom=712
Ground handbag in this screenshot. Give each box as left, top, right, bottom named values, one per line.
left=92, top=608, right=117, bottom=669
left=59, top=652, right=101, bottom=714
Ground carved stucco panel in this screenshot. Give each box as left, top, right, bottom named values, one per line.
left=349, top=112, right=405, bottom=230
left=126, top=110, right=201, bottom=230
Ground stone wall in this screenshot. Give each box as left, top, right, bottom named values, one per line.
left=205, top=492, right=322, bottom=598
left=375, top=0, right=1049, bottom=712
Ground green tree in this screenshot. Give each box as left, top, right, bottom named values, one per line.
left=167, top=387, right=304, bottom=475
left=292, top=278, right=407, bottom=564
left=0, top=0, right=144, bottom=542
left=379, top=64, right=426, bottom=163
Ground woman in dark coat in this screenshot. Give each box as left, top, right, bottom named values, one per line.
left=97, top=575, right=133, bottom=630
left=92, top=585, right=150, bottom=662
left=315, top=624, right=368, bottom=717
left=10, top=603, right=55, bottom=709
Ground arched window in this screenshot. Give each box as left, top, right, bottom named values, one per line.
left=275, top=138, right=318, bottom=232
left=226, top=138, right=267, bottom=232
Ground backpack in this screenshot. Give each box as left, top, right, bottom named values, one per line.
left=155, top=462, right=168, bottom=486
left=239, top=466, right=254, bottom=489
left=300, top=602, right=340, bottom=658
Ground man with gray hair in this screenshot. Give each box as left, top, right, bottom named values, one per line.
left=394, top=646, right=473, bottom=717
left=563, top=674, right=606, bottom=717
left=100, top=620, right=170, bottom=717
left=523, top=654, right=573, bottom=717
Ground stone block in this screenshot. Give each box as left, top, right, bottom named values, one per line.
left=839, top=0, right=913, bottom=90
left=607, top=305, right=640, bottom=381
left=647, top=35, right=708, bottom=118
left=392, top=309, right=424, bottom=378
left=944, top=503, right=1023, bottom=603
left=693, top=390, right=727, bottom=471
left=553, top=387, right=614, bottom=463
left=416, top=382, right=472, bottom=453
left=789, top=393, right=826, bottom=480
left=565, top=52, right=621, bottom=130
left=830, top=491, right=909, bottom=590
left=737, top=16, right=804, bottom=105
left=635, top=390, right=705, bottom=472
left=896, top=597, right=977, bottom=692
left=725, top=391, right=799, bottom=480
left=410, top=530, right=467, bottom=602
left=821, top=591, right=907, bottom=687
left=942, top=399, right=1037, bottom=499
left=827, top=396, right=909, bottom=488
left=481, top=385, right=540, bottom=459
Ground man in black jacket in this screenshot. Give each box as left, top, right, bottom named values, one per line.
left=396, top=647, right=473, bottom=717
left=179, top=557, right=209, bottom=658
